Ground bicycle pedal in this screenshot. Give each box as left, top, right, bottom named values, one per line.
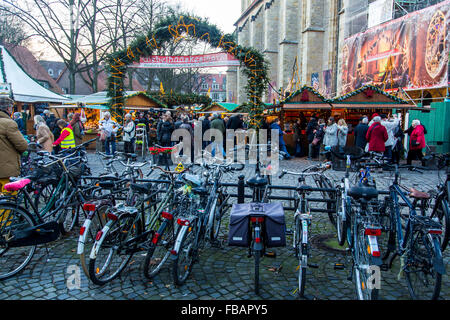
left=380, top=264, right=389, bottom=272
left=264, top=251, right=277, bottom=258
left=307, top=263, right=319, bottom=269
left=334, top=263, right=345, bottom=270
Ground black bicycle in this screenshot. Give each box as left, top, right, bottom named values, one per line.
left=381, top=164, right=446, bottom=300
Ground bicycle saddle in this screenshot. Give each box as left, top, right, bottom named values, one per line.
left=409, top=188, right=431, bottom=199
left=247, top=175, right=269, bottom=188
left=130, top=183, right=154, bottom=195
left=348, top=184, right=379, bottom=201
left=124, top=153, right=138, bottom=160
left=4, top=179, right=31, bottom=192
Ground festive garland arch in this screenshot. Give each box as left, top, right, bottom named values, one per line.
left=106, top=14, right=269, bottom=128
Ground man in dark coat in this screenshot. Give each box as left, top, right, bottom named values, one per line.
left=226, top=114, right=244, bottom=130
left=354, top=116, right=369, bottom=150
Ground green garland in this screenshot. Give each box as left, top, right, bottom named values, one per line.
left=0, top=47, right=7, bottom=83
left=106, top=13, right=269, bottom=129
left=147, top=92, right=211, bottom=108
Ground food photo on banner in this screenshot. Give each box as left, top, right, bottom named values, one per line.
left=341, top=0, right=449, bottom=95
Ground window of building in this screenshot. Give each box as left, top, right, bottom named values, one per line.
left=202, top=83, right=209, bottom=90
left=212, top=84, right=220, bottom=90
left=48, top=69, right=54, bottom=77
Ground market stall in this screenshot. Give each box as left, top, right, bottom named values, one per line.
left=330, top=84, right=420, bottom=146
left=0, top=45, right=70, bottom=134
left=273, top=86, right=333, bottom=154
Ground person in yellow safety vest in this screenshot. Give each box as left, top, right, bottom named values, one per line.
left=52, top=119, right=76, bottom=150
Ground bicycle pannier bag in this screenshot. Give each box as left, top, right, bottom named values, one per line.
left=261, top=202, right=286, bottom=248
left=228, top=204, right=251, bottom=247
left=228, top=203, right=286, bottom=248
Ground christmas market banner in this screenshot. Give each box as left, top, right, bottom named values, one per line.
left=341, top=0, right=450, bottom=95
left=131, top=52, right=240, bottom=69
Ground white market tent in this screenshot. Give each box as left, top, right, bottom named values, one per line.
left=0, top=45, right=70, bottom=104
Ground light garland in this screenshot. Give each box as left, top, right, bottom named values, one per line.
left=106, top=14, right=269, bottom=129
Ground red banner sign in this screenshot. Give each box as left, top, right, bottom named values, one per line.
left=341, top=1, right=450, bottom=95
left=131, top=52, right=240, bottom=69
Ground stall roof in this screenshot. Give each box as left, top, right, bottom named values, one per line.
left=0, top=45, right=70, bottom=104
left=330, top=85, right=420, bottom=109
left=63, top=91, right=168, bottom=109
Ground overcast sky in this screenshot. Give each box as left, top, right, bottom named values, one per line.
left=167, top=0, right=241, bottom=34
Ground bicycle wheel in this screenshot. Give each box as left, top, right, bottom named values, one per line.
left=0, top=204, right=37, bottom=280
left=88, top=214, right=137, bottom=285
left=405, top=231, right=442, bottom=300
left=33, top=183, right=56, bottom=211
left=336, top=195, right=348, bottom=246
left=144, top=219, right=175, bottom=279
left=79, top=205, right=109, bottom=277
left=59, top=205, right=79, bottom=234
left=172, top=224, right=197, bottom=286
left=295, top=216, right=307, bottom=297
left=318, top=176, right=337, bottom=228
left=209, top=194, right=225, bottom=242
left=431, top=198, right=449, bottom=252
left=353, top=222, right=379, bottom=300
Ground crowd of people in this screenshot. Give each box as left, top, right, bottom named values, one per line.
left=301, top=112, right=428, bottom=165
left=0, top=92, right=432, bottom=194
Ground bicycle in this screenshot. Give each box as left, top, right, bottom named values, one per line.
left=424, top=153, right=449, bottom=252
left=88, top=166, right=187, bottom=285
left=279, top=162, right=334, bottom=297
left=0, top=141, right=97, bottom=280
left=380, top=164, right=446, bottom=300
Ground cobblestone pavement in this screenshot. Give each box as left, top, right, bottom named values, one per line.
left=1, top=152, right=448, bottom=300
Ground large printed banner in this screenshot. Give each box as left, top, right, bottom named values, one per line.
left=341, top=0, right=450, bottom=95
left=131, top=52, right=240, bottom=69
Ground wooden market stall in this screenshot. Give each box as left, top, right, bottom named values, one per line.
left=53, top=91, right=168, bottom=149
left=273, top=86, right=333, bottom=153
left=197, top=102, right=245, bottom=117
left=330, top=85, right=420, bottom=146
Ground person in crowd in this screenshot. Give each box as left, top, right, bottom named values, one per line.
left=381, top=114, right=401, bottom=163
left=67, top=113, right=74, bottom=124
left=337, top=119, right=349, bottom=150
left=271, top=118, right=291, bottom=160
left=156, top=113, right=175, bottom=147
left=99, top=112, right=119, bottom=156
left=366, top=115, right=388, bottom=153
left=123, top=113, right=136, bottom=154
left=0, top=97, right=28, bottom=192
left=200, top=115, right=210, bottom=149
left=323, top=117, right=338, bottom=149
left=53, top=119, right=76, bottom=151
left=293, top=118, right=303, bottom=157
left=226, top=114, right=244, bottom=130
left=306, top=114, right=319, bottom=156
left=47, top=112, right=57, bottom=132
left=210, top=113, right=226, bottom=158
left=42, top=110, right=51, bottom=127
left=310, top=119, right=325, bottom=160
left=392, top=122, right=405, bottom=165
left=70, top=113, right=85, bottom=146
left=34, top=115, right=54, bottom=153
left=354, top=116, right=369, bottom=150
left=13, top=112, right=26, bottom=136
left=174, top=116, right=183, bottom=130
left=52, top=115, right=62, bottom=154
left=406, top=119, right=427, bottom=166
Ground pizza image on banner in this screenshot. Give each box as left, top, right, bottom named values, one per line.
left=341, top=0, right=450, bottom=95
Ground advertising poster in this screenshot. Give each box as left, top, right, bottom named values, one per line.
left=311, top=73, right=319, bottom=91
left=341, top=1, right=450, bottom=95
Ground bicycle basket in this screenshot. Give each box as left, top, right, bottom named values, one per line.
left=29, top=163, right=63, bottom=185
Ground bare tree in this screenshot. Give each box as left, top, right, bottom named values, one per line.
left=0, top=9, right=29, bottom=46
left=0, top=0, right=93, bottom=94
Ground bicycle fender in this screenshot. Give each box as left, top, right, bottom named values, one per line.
left=430, top=235, right=446, bottom=275
left=89, top=223, right=111, bottom=259
left=171, top=225, right=189, bottom=259
left=77, top=219, right=92, bottom=255
left=206, top=196, right=219, bottom=233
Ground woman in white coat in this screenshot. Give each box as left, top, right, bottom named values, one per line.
left=337, top=119, right=349, bottom=148
left=323, top=117, right=338, bottom=148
